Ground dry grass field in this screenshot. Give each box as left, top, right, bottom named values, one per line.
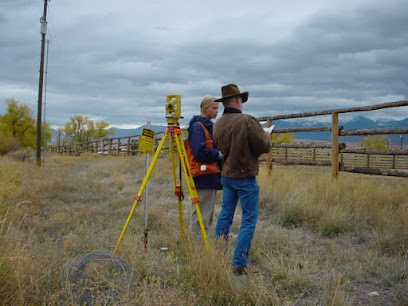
left=1, top=153, right=407, bottom=305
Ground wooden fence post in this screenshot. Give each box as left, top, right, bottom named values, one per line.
left=331, top=112, right=339, bottom=179
left=266, top=118, right=273, bottom=174
left=127, top=137, right=131, bottom=156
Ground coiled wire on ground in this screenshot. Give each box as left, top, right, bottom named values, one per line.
left=62, top=249, right=136, bottom=305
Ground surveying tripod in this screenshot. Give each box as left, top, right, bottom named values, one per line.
left=113, top=122, right=210, bottom=254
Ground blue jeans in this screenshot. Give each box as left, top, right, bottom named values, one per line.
left=215, top=176, right=259, bottom=269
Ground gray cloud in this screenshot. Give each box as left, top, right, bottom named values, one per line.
left=0, top=0, right=407, bottom=127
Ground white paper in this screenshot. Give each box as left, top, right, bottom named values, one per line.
left=263, top=124, right=275, bottom=133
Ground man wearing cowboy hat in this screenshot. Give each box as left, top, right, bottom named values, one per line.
left=213, top=84, right=271, bottom=275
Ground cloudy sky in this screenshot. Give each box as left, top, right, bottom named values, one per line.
left=1, top=0, right=407, bottom=128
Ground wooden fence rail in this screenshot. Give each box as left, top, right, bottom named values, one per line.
left=258, top=100, right=408, bottom=121
left=340, top=128, right=408, bottom=136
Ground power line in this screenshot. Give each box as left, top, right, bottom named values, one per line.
left=47, top=5, right=55, bottom=44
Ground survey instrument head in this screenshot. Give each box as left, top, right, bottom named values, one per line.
left=166, top=94, right=182, bottom=124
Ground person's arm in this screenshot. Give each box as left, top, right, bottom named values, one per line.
left=247, top=116, right=271, bottom=157
left=189, top=123, right=220, bottom=162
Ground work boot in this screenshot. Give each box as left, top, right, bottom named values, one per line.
left=232, top=267, right=260, bottom=275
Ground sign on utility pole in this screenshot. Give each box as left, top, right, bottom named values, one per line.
left=36, top=0, right=49, bottom=167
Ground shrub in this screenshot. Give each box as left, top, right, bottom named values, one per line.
left=8, top=148, right=33, bottom=162
left=0, top=135, right=20, bottom=155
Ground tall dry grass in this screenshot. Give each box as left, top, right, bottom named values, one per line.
left=0, top=153, right=407, bottom=305
left=258, top=165, right=408, bottom=253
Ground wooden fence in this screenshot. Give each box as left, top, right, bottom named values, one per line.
left=54, top=131, right=166, bottom=156
left=54, top=100, right=408, bottom=178
left=258, top=100, right=408, bottom=178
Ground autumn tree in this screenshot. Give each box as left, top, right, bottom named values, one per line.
left=0, top=99, right=52, bottom=153
left=272, top=132, right=294, bottom=144
left=1, top=98, right=35, bottom=145
left=64, top=115, right=114, bottom=144
left=0, top=115, right=19, bottom=154
left=362, top=135, right=387, bottom=150
left=94, top=120, right=112, bottom=140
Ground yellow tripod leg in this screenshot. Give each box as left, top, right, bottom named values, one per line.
left=174, top=131, right=209, bottom=250
left=169, top=134, right=185, bottom=237
left=113, top=131, right=169, bottom=254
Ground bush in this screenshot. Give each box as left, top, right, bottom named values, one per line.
left=8, top=148, right=33, bottom=162
left=0, top=135, right=20, bottom=155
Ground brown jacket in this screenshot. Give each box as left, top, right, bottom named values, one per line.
left=213, top=110, right=271, bottom=178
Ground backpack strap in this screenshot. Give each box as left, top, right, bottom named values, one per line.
left=191, top=122, right=213, bottom=149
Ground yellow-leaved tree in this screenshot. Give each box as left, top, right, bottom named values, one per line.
left=0, top=99, right=52, bottom=154
left=64, top=115, right=114, bottom=144
left=272, top=132, right=294, bottom=144
left=362, top=135, right=387, bottom=150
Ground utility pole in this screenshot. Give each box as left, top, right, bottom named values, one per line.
left=42, top=39, right=51, bottom=166
left=36, top=0, right=49, bottom=167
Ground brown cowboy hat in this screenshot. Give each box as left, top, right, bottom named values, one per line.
left=215, top=84, right=249, bottom=103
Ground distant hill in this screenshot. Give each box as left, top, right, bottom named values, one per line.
left=51, top=116, right=407, bottom=145
left=107, top=125, right=166, bottom=138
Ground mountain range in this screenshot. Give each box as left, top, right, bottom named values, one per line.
left=51, top=116, right=408, bottom=145
left=267, top=115, right=408, bottom=144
